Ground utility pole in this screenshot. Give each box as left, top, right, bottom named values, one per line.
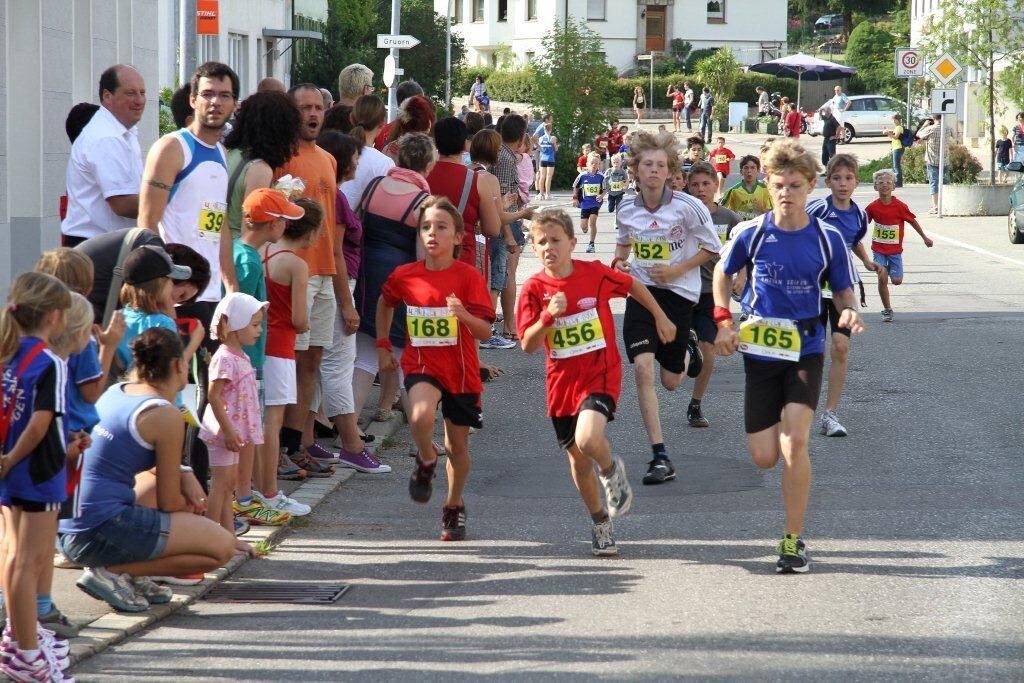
left=179, top=0, right=197, bottom=85
left=445, top=0, right=452, bottom=113
left=387, top=0, right=401, bottom=121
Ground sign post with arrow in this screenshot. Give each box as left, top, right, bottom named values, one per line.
left=928, top=52, right=963, bottom=218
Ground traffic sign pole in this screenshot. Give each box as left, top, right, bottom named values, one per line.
left=387, top=0, right=400, bottom=121
left=938, top=114, right=945, bottom=218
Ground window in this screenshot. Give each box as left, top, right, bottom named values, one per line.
left=473, top=0, right=484, bottom=22
left=453, top=0, right=463, bottom=24
left=849, top=99, right=866, bottom=112
left=227, top=33, right=247, bottom=96
left=527, top=0, right=537, bottom=20
left=707, top=0, right=725, bottom=23
left=265, top=40, right=275, bottom=80
left=498, top=0, right=508, bottom=21
left=197, top=34, right=219, bottom=63
left=587, top=0, right=605, bottom=20
left=525, top=51, right=535, bottom=64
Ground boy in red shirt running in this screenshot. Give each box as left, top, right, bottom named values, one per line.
left=709, top=136, right=735, bottom=196
left=865, top=169, right=933, bottom=322
left=377, top=197, right=495, bottom=541
left=517, top=209, right=676, bottom=556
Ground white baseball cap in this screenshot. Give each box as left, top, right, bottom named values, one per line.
left=210, top=292, right=269, bottom=341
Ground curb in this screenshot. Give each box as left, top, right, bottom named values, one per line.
left=66, top=412, right=406, bottom=670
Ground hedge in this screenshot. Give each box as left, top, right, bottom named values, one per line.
left=857, top=143, right=982, bottom=185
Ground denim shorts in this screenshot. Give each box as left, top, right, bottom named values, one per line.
left=58, top=505, right=171, bottom=568
left=488, top=236, right=509, bottom=290
left=510, top=219, right=525, bottom=248
left=872, top=251, right=904, bottom=279
left=926, top=164, right=948, bottom=195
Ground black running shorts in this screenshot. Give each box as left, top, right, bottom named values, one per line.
left=551, top=394, right=615, bottom=451
left=691, top=291, right=717, bottom=345
left=743, top=354, right=824, bottom=433
left=404, top=374, right=483, bottom=429
left=623, top=286, right=693, bottom=374
left=820, top=298, right=852, bottom=338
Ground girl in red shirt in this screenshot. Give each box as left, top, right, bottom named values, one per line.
left=377, top=197, right=494, bottom=541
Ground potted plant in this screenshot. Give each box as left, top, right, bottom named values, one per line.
left=743, top=117, right=759, bottom=134
left=756, top=115, right=778, bottom=135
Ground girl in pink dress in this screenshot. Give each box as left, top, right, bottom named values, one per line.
left=200, top=293, right=268, bottom=555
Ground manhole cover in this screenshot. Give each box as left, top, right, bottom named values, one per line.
left=204, top=581, right=350, bottom=604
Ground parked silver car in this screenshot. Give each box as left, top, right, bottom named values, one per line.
left=807, top=95, right=928, bottom=143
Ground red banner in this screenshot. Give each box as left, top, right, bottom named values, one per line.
left=197, top=0, right=219, bottom=35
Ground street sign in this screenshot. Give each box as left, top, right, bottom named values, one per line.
left=930, top=88, right=957, bottom=115
left=637, top=54, right=653, bottom=61
left=929, top=53, right=963, bottom=85
left=895, top=48, right=924, bottom=78
left=377, top=34, right=420, bottom=49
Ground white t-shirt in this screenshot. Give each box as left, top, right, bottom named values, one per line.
left=62, top=106, right=143, bottom=239
left=616, top=188, right=721, bottom=303
left=340, top=145, right=395, bottom=208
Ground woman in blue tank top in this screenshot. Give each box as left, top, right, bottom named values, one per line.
left=58, top=328, right=234, bottom=612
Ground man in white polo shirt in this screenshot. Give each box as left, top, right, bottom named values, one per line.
left=61, top=64, right=146, bottom=247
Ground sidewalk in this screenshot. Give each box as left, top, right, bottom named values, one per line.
left=60, top=397, right=407, bottom=670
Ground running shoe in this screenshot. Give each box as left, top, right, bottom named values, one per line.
left=2, top=647, right=51, bottom=682
left=75, top=567, right=149, bottom=612
left=819, top=411, right=848, bottom=437
left=776, top=534, right=809, bottom=574
left=38, top=605, right=78, bottom=639
left=642, top=456, right=676, bottom=485
left=150, top=573, right=205, bottom=586
left=599, top=457, right=633, bottom=518
left=253, top=489, right=310, bottom=517
left=277, top=449, right=306, bottom=480
left=591, top=520, right=618, bottom=556
left=687, top=403, right=710, bottom=428
left=289, top=449, right=335, bottom=477
left=233, top=498, right=292, bottom=525
left=233, top=516, right=251, bottom=537
left=306, top=443, right=342, bottom=465
left=685, top=329, right=703, bottom=378
left=441, top=505, right=467, bottom=541
left=131, top=576, right=172, bottom=604
left=408, top=440, right=446, bottom=458
left=52, top=552, right=80, bottom=569
left=585, top=242, right=596, bottom=253
left=480, top=334, right=516, bottom=349
left=409, top=457, right=437, bottom=504
left=338, top=447, right=392, bottom=473
left=1, top=624, right=70, bottom=661
left=881, top=308, right=893, bottom=322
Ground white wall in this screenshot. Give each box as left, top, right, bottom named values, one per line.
left=1, top=0, right=159, bottom=291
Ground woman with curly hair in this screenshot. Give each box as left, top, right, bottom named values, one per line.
left=381, top=95, right=436, bottom=161
left=223, top=91, right=301, bottom=238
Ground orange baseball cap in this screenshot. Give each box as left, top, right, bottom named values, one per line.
left=243, top=188, right=305, bottom=223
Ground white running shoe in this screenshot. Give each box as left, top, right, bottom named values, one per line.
left=599, top=457, right=633, bottom=518
left=254, top=489, right=311, bottom=517
left=591, top=521, right=618, bottom=556
left=819, top=410, right=848, bottom=437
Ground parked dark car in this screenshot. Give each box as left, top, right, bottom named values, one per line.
left=1007, top=162, right=1024, bottom=244
left=814, top=14, right=844, bottom=33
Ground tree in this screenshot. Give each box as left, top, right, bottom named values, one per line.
left=531, top=19, right=618, bottom=187
left=694, top=48, right=740, bottom=121
left=920, top=0, right=1024, bottom=184
left=846, top=20, right=901, bottom=97
left=369, top=0, right=465, bottom=105
left=292, top=0, right=377, bottom=94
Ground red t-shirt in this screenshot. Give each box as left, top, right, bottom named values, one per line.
left=516, top=260, right=633, bottom=417
left=672, top=92, right=684, bottom=108
left=381, top=260, right=494, bottom=395
left=374, top=122, right=395, bottom=151
left=709, top=146, right=735, bottom=175
left=785, top=110, right=803, bottom=138
left=426, top=161, right=481, bottom=268
left=594, top=132, right=610, bottom=154
left=576, top=154, right=588, bottom=169
left=866, top=197, right=916, bottom=255
left=608, top=130, right=623, bottom=154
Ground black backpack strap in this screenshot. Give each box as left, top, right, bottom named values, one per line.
left=356, top=176, right=387, bottom=222
left=399, top=191, right=430, bottom=225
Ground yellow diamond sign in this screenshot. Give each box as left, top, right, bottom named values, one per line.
left=929, top=53, right=963, bottom=85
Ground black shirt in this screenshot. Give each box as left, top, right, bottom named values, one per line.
left=996, top=139, right=1012, bottom=164
left=822, top=115, right=839, bottom=141
left=76, top=228, right=164, bottom=324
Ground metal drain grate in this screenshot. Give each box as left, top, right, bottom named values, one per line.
left=203, top=581, right=350, bottom=604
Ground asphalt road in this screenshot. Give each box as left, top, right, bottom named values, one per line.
left=75, top=184, right=1024, bottom=681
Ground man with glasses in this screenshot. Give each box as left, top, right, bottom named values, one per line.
left=138, top=61, right=240, bottom=488
left=337, top=63, right=374, bottom=106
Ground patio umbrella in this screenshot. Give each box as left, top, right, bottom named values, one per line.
left=747, top=53, right=856, bottom=110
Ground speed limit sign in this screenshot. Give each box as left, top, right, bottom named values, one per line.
left=896, top=48, right=924, bottom=77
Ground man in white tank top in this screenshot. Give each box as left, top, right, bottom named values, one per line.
left=139, top=61, right=239, bottom=303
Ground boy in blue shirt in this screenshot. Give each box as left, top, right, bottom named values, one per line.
left=806, top=153, right=878, bottom=438
left=573, top=152, right=605, bottom=253
left=713, top=138, right=864, bottom=573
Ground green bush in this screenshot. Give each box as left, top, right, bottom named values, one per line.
left=485, top=68, right=536, bottom=103
left=452, top=65, right=494, bottom=98
left=857, top=143, right=982, bottom=185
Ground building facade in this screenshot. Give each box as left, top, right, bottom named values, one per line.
left=439, top=0, right=787, bottom=73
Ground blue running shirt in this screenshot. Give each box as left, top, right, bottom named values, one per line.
left=721, top=213, right=855, bottom=356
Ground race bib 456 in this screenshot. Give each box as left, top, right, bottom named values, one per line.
left=547, top=309, right=606, bottom=359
